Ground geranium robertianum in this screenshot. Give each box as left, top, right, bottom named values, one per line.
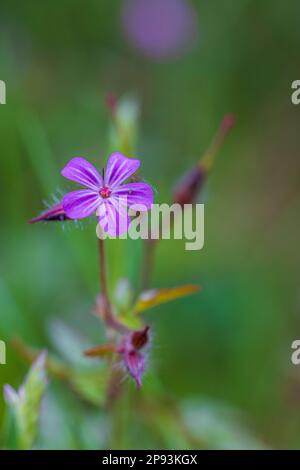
left=61, top=152, right=153, bottom=236
left=28, top=142, right=202, bottom=389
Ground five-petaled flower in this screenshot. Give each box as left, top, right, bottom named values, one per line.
left=61, top=153, right=153, bottom=236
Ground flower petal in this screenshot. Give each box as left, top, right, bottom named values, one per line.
left=97, top=199, right=130, bottom=237
left=112, top=182, right=153, bottom=211
left=61, top=157, right=103, bottom=190
left=62, top=189, right=101, bottom=219
left=123, top=350, right=145, bottom=388
left=104, top=153, right=140, bottom=188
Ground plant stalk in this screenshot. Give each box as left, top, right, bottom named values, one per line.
left=98, top=238, right=127, bottom=333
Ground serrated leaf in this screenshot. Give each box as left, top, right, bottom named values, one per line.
left=3, top=352, right=48, bottom=449
left=133, top=285, right=201, bottom=314
left=12, top=338, right=109, bottom=409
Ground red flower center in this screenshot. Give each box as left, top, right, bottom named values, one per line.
left=99, top=186, right=111, bottom=199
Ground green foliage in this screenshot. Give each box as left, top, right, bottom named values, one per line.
left=3, top=353, right=48, bottom=450
left=0, top=0, right=299, bottom=449
left=182, top=400, right=266, bottom=450
left=68, top=369, right=109, bottom=408
left=12, top=331, right=110, bottom=409
left=108, top=95, right=140, bottom=157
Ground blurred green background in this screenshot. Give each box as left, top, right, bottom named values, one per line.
left=1, top=0, right=300, bottom=449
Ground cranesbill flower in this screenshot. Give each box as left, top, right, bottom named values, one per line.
left=61, top=152, right=153, bottom=236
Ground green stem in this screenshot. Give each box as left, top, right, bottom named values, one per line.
left=98, top=238, right=127, bottom=333
left=140, top=240, right=156, bottom=292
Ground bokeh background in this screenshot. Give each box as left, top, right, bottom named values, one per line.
left=1, top=0, right=300, bottom=449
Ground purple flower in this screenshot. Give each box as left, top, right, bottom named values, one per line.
left=122, top=0, right=199, bottom=61
left=61, top=153, right=153, bottom=236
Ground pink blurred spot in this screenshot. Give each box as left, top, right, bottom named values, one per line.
left=122, top=0, right=199, bottom=61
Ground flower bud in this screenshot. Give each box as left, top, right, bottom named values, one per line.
left=173, top=114, right=235, bottom=206
left=118, top=325, right=150, bottom=388
left=124, top=350, right=145, bottom=388
left=131, top=325, right=150, bottom=350
left=28, top=203, right=70, bottom=223
left=173, top=165, right=206, bottom=206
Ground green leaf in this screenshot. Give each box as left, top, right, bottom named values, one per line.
left=3, top=352, right=48, bottom=449
left=2, top=395, right=19, bottom=449
left=113, top=278, right=134, bottom=314
left=118, top=313, right=144, bottom=331
left=108, top=94, right=140, bottom=157
left=12, top=338, right=109, bottom=408
left=68, top=368, right=109, bottom=407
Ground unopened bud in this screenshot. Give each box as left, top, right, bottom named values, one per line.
left=173, top=165, right=206, bottom=206
left=131, top=325, right=150, bottom=350
left=28, top=203, right=70, bottom=224
left=173, top=114, right=235, bottom=205
left=118, top=325, right=150, bottom=388
left=124, top=350, right=145, bottom=388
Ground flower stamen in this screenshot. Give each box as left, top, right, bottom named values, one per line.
left=99, top=186, right=112, bottom=199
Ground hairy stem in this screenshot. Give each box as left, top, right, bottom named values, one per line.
left=98, top=238, right=109, bottom=310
